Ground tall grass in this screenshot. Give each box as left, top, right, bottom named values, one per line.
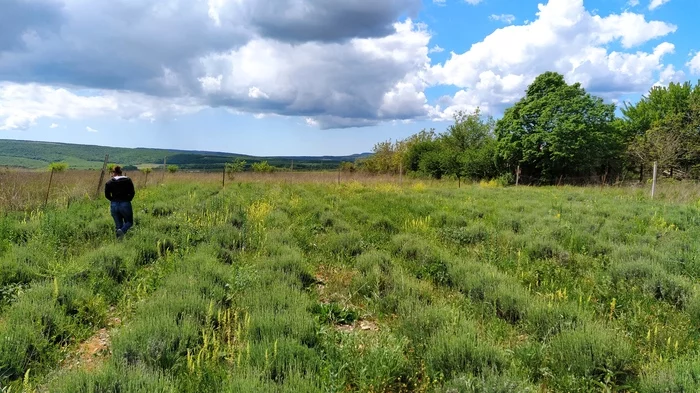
left=2, top=175, right=700, bottom=391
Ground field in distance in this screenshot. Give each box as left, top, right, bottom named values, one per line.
left=0, top=139, right=370, bottom=170
left=1, top=175, right=700, bottom=392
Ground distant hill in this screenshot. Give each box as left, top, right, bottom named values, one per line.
left=0, top=139, right=372, bottom=171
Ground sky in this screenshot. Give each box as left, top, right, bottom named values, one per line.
left=0, top=0, right=698, bottom=156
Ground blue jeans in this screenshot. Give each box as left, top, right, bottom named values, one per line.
left=110, top=201, right=133, bottom=234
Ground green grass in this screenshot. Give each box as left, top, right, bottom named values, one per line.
left=1, top=180, right=700, bottom=392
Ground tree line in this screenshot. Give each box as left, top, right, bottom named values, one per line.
left=354, top=72, right=700, bottom=185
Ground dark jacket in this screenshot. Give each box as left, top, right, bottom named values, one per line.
left=105, top=176, right=135, bottom=202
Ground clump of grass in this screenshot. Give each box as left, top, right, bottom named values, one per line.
left=80, top=245, right=136, bottom=303
left=449, top=261, right=531, bottom=324
left=638, top=356, right=700, bottom=393
left=525, top=239, right=565, bottom=261
left=0, top=281, right=83, bottom=383
left=523, top=301, right=587, bottom=340
left=442, top=369, right=538, bottom=393
left=265, top=249, right=317, bottom=289
left=438, top=223, right=490, bottom=247
left=310, top=302, right=358, bottom=325
left=350, top=250, right=394, bottom=300
left=150, top=202, right=175, bottom=217
left=425, top=319, right=507, bottom=379
left=112, top=310, right=201, bottom=372
left=324, top=231, right=365, bottom=259
left=321, top=330, right=414, bottom=392
left=610, top=260, right=663, bottom=285
left=46, top=363, right=177, bottom=393
left=544, top=323, right=639, bottom=391
left=390, top=234, right=452, bottom=286
left=644, top=272, right=693, bottom=309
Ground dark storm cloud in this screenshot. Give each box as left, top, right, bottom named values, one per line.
left=244, top=0, right=421, bottom=43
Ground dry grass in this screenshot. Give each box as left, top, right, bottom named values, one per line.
left=0, top=168, right=416, bottom=211
left=2, top=167, right=699, bottom=212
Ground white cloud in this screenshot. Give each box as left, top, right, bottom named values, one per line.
left=196, top=19, right=432, bottom=128
left=688, top=52, right=700, bottom=74
left=655, top=64, right=685, bottom=87
left=649, top=0, right=671, bottom=10
left=427, top=0, right=678, bottom=120
left=0, top=0, right=685, bottom=130
left=0, top=82, right=203, bottom=130
left=429, top=45, right=444, bottom=53
left=247, top=86, right=269, bottom=99
left=433, top=0, right=446, bottom=5
left=49, top=123, right=58, bottom=128
left=489, top=14, right=516, bottom=24
left=86, top=126, right=98, bottom=133
left=628, top=0, right=640, bottom=6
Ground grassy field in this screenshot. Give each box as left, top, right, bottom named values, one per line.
left=1, top=173, right=700, bottom=392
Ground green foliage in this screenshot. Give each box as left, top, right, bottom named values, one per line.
left=251, top=160, right=275, bottom=173
left=48, top=364, right=176, bottom=392
left=425, top=319, right=507, bottom=378
left=166, top=165, right=179, bottom=173
left=544, top=323, right=639, bottom=391
left=225, top=158, right=247, bottom=179
left=48, top=162, right=69, bottom=172
left=5, top=180, right=700, bottom=392
left=495, top=71, right=622, bottom=183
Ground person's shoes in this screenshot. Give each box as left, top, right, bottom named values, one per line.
left=116, top=229, right=124, bottom=239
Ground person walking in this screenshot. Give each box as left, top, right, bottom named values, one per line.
left=105, top=166, right=135, bottom=239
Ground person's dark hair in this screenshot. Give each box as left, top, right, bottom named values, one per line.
left=113, top=166, right=123, bottom=175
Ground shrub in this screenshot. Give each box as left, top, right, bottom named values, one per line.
left=523, top=301, right=586, bottom=340
left=644, top=272, right=692, bottom=309
left=112, top=305, right=201, bottom=372
left=47, top=363, right=177, bottom=392
left=324, top=231, right=365, bottom=259
left=438, top=224, right=489, bottom=247
left=425, top=320, right=507, bottom=378
left=321, top=331, right=413, bottom=392
left=350, top=250, right=394, bottom=299
left=310, top=302, right=358, bottom=325
left=0, top=282, right=78, bottom=383
left=442, top=370, right=537, bottom=393
left=545, top=323, right=639, bottom=390
left=390, top=234, right=451, bottom=286
left=638, top=357, right=700, bottom=393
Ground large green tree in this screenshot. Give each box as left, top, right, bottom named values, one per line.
left=440, top=109, right=499, bottom=182
left=495, top=72, right=622, bottom=183
left=620, top=81, right=700, bottom=178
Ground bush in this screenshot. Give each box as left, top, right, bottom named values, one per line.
left=545, top=323, right=639, bottom=390
left=523, top=301, right=586, bottom=340
left=0, top=282, right=78, bottom=383
left=438, top=224, right=489, bottom=247
left=644, top=272, right=692, bottom=309
left=350, top=250, right=394, bottom=299
left=425, top=320, right=507, bottom=378
left=442, top=370, right=537, bottom=393
left=391, top=234, right=451, bottom=286
left=322, top=331, right=413, bottom=392
left=638, top=357, right=700, bottom=393
left=47, top=363, right=177, bottom=392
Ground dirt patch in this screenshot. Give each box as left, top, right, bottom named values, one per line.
left=61, top=316, right=122, bottom=371
left=315, top=265, right=357, bottom=304
left=334, top=320, right=379, bottom=333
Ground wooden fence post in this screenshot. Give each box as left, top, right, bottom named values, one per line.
left=95, top=154, right=109, bottom=199
left=651, top=161, right=658, bottom=199
left=161, top=156, right=167, bottom=184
